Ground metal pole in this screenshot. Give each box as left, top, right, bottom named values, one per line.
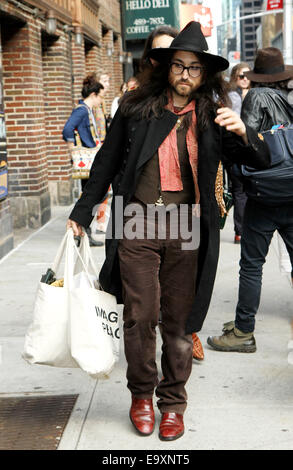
left=283, top=0, right=293, bottom=65
left=218, top=8, right=284, bottom=26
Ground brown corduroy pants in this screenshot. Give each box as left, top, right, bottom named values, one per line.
left=118, top=206, right=198, bottom=415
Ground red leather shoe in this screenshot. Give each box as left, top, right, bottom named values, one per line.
left=159, top=412, right=184, bottom=441
left=192, top=333, right=204, bottom=361
left=129, top=396, right=155, bottom=436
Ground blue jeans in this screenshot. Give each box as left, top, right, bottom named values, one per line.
left=235, top=199, right=293, bottom=333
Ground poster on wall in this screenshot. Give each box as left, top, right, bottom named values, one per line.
left=0, top=26, right=8, bottom=202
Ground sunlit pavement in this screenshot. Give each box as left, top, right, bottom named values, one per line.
left=0, top=205, right=292, bottom=451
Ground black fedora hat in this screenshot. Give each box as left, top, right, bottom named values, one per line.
left=148, top=21, right=229, bottom=73
left=244, top=47, right=293, bottom=82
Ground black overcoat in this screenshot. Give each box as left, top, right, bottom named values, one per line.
left=69, top=107, right=270, bottom=334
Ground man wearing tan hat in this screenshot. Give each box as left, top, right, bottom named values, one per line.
left=67, top=23, right=270, bottom=441
left=208, top=47, right=293, bottom=353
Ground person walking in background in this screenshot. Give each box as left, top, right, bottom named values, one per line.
left=66, top=22, right=270, bottom=441
left=208, top=47, right=293, bottom=353
left=227, top=62, right=251, bottom=244
left=139, top=25, right=178, bottom=72
left=111, top=82, right=127, bottom=119
left=95, top=73, right=109, bottom=143
left=126, top=76, right=139, bottom=91
left=93, top=73, right=112, bottom=236
left=62, top=73, right=104, bottom=247
left=230, top=62, right=251, bottom=101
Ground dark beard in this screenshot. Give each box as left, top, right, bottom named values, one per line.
left=171, top=82, right=194, bottom=98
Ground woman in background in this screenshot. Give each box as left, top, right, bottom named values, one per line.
left=139, top=25, right=178, bottom=72
left=62, top=73, right=104, bottom=247
left=111, top=82, right=127, bottom=118
left=227, top=62, right=251, bottom=244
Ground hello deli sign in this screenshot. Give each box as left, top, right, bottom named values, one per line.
left=122, top=0, right=180, bottom=40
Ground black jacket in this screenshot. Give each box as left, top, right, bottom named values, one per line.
left=69, top=106, right=270, bottom=333
left=241, top=87, right=293, bottom=133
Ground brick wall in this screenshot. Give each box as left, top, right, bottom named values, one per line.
left=71, top=34, right=86, bottom=105
left=101, top=28, right=115, bottom=112
left=99, top=0, right=122, bottom=35
left=85, top=43, right=100, bottom=76
left=0, top=0, right=124, bottom=258
left=2, top=19, right=51, bottom=229
left=42, top=32, right=73, bottom=205
left=98, top=0, right=124, bottom=114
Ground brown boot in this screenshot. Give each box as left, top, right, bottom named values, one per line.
left=207, top=321, right=256, bottom=353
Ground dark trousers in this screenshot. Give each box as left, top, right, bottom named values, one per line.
left=229, top=167, right=247, bottom=236
left=235, top=199, right=293, bottom=333
left=118, top=206, right=198, bottom=414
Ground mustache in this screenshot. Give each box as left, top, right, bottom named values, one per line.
left=176, top=79, right=192, bottom=86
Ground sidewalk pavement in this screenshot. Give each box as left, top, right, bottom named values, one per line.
left=0, top=205, right=293, bottom=451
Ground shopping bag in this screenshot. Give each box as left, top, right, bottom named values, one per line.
left=22, top=230, right=78, bottom=368
left=23, top=229, right=120, bottom=378
left=68, top=233, right=120, bottom=378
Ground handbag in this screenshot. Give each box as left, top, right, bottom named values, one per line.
left=71, top=145, right=100, bottom=179
left=241, top=122, right=293, bottom=204
left=22, top=229, right=120, bottom=379
left=71, top=104, right=101, bottom=179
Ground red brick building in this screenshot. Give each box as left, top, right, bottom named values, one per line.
left=0, top=0, right=124, bottom=258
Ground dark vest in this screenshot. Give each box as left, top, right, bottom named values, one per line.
left=134, top=122, right=195, bottom=206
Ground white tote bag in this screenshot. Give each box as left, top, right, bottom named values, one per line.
left=23, top=230, right=78, bottom=368
left=23, top=229, right=120, bottom=379
left=68, top=232, right=120, bottom=378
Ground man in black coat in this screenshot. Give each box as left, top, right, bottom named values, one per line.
left=67, top=22, right=270, bottom=441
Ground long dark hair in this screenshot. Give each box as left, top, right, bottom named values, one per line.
left=140, top=26, right=178, bottom=72
left=120, top=54, right=230, bottom=133
left=229, top=62, right=251, bottom=90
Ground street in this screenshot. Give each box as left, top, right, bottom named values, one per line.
left=0, top=205, right=293, bottom=451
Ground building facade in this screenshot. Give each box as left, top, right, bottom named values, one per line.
left=217, top=0, right=241, bottom=60
left=260, top=5, right=291, bottom=54
left=217, top=0, right=263, bottom=66
left=240, top=0, right=263, bottom=63
left=0, top=0, right=124, bottom=259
